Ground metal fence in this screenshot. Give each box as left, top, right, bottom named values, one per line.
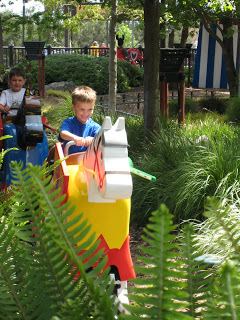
left=96, top=88, right=230, bottom=118
left=2, top=44, right=110, bottom=68
left=2, top=45, right=25, bottom=68
left=2, top=44, right=197, bottom=69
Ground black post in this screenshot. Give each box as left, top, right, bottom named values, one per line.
left=137, top=93, right=140, bottom=109
left=84, top=45, right=89, bottom=55
left=9, top=44, right=14, bottom=67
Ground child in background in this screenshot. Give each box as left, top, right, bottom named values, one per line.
left=0, top=67, right=26, bottom=113
left=100, top=42, right=107, bottom=56
left=59, top=86, right=101, bottom=155
left=91, top=41, right=99, bottom=56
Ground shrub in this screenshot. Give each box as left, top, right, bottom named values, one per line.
left=14, top=57, right=39, bottom=89
left=118, top=61, right=144, bottom=87
left=130, top=116, right=240, bottom=226
left=198, top=96, right=229, bottom=114
left=18, top=55, right=144, bottom=95
left=226, top=97, right=240, bottom=123
left=168, top=98, right=198, bottom=117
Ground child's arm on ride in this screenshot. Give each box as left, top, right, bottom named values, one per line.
left=60, top=130, right=86, bottom=146
left=0, top=92, right=11, bottom=113
left=84, top=136, right=94, bottom=147
left=0, top=104, right=10, bottom=113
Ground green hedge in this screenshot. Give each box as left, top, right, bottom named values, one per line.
left=19, top=54, right=144, bottom=95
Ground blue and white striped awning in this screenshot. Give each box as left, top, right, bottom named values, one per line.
left=192, top=23, right=238, bottom=89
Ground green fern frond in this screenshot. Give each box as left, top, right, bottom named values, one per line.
left=0, top=216, right=53, bottom=320
left=199, top=197, right=240, bottom=260
left=124, top=204, right=193, bottom=319
left=2, top=161, right=118, bottom=319
left=0, top=135, right=18, bottom=170
left=203, top=260, right=240, bottom=320
left=41, top=157, right=67, bottom=178
left=178, top=224, right=214, bottom=318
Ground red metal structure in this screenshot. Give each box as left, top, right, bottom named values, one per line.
left=159, top=48, right=188, bottom=123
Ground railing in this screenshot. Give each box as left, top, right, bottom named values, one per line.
left=184, top=49, right=196, bottom=68
left=95, top=88, right=229, bottom=118
left=2, top=44, right=197, bottom=70
left=94, top=87, right=230, bottom=119
left=2, top=45, right=110, bottom=68
left=44, top=45, right=110, bottom=57
left=2, top=45, right=25, bottom=68
left=97, top=88, right=229, bottom=114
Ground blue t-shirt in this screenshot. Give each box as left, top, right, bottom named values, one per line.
left=59, top=116, right=101, bottom=154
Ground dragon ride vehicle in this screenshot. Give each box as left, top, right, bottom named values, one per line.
left=0, top=92, right=54, bottom=190
left=52, top=117, right=135, bottom=310
left=52, top=116, right=156, bottom=311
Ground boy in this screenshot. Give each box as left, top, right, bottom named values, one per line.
left=0, top=67, right=26, bottom=113
left=59, top=86, right=101, bottom=155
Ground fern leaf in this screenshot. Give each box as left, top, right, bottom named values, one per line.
left=6, top=161, right=118, bottom=319
left=0, top=217, right=53, bottom=320
left=124, top=204, right=193, bottom=319
left=178, top=223, right=214, bottom=319
left=203, top=260, right=240, bottom=320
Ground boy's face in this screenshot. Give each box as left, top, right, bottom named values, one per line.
left=9, top=75, right=26, bottom=92
left=72, top=101, right=94, bottom=124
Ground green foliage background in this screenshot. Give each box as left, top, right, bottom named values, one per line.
left=2, top=161, right=240, bottom=319
left=17, top=55, right=144, bottom=95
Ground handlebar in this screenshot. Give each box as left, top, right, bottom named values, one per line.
left=43, top=123, right=56, bottom=132
left=64, top=141, right=76, bottom=157
left=42, top=116, right=56, bottom=132
left=128, top=157, right=156, bottom=181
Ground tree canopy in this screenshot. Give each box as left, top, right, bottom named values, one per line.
left=2, top=0, right=240, bottom=134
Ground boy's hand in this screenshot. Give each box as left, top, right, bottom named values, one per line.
left=84, top=136, right=94, bottom=147
left=74, top=137, right=86, bottom=146
left=2, top=106, right=10, bottom=113
left=4, top=106, right=10, bottom=113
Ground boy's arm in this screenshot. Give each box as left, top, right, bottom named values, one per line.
left=84, top=123, right=101, bottom=147
left=60, top=130, right=86, bottom=146
left=0, top=104, right=5, bottom=113
left=0, top=104, right=10, bottom=113
left=84, top=136, right=94, bottom=147
left=0, top=92, right=10, bottom=113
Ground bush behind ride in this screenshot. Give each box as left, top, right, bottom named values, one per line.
left=17, top=55, right=144, bottom=95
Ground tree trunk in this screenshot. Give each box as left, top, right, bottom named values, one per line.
left=180, top=27, right=189, bottom=47
left=238, top=22, right=240, bottom=96
left=108, top=0, right=117, bottom=114
left=64, top=5, right=70, bottom=47
left=143, top=0, right=161, bottom=138
left=159, top=0, right=166, bottom=48
left=168, top=29, right=174, bottom=48
left=222, top=19, right=237, bottom=97
left=0, top=16, right=3, bottom=65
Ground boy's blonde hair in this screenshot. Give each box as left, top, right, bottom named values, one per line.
left=72, top=86, right=97, bottom=105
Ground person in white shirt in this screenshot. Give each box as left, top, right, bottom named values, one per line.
left=0, top=67, right=26, bottom=113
